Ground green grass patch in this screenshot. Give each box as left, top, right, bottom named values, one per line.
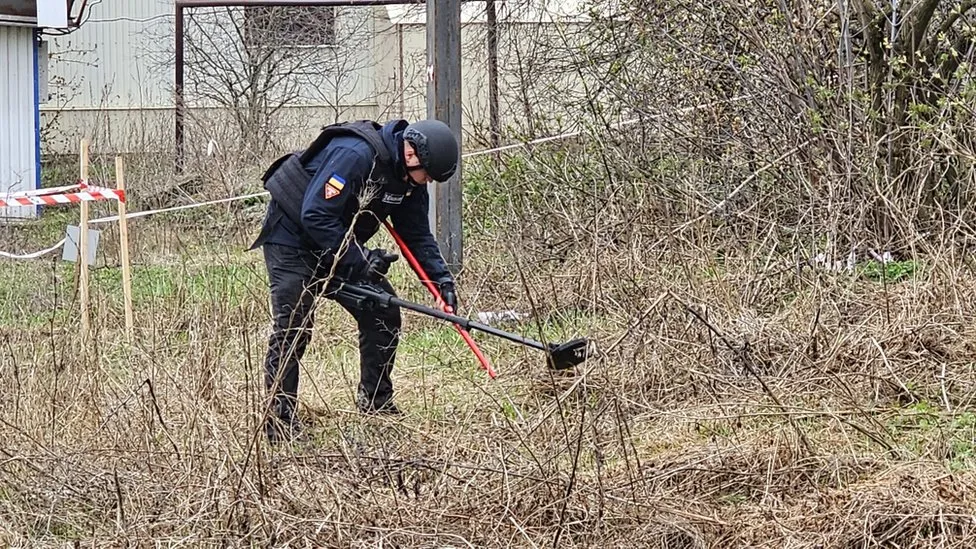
left=889, top=401, right=976, bottom=470
left=0, top=255, right=266, bottom=328
left=89, top=262, right=265, bottom=307
left=859, top=258, right=920, bottom=283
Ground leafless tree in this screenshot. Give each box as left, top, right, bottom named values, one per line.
left=181, top=5, right=375, bottom=164
left=529, top=0, right=976, bottom=251
left=38, top=42, right=94, bottom=154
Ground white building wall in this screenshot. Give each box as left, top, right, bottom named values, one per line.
left=47, top=0, right=173, bottom=109
left=39, top=1, right=594, bottom=156
left=373, top=7, right=592, bottom=148
left=0, top=25, right=38, bottom=219
left=41, top=2, right=381, bottom=154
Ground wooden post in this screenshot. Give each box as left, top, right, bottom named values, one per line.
left=79, top=139, right=91, bottom=342
left=175, top=3, right=186, bottom=174
left=115, top=157, right=134, bottom=344
left=486, top=0, right=501, bottom=158
left=427, top=0, right=463, bottom=273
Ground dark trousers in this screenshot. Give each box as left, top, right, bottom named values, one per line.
left=262, top=243, right=401, bottom=422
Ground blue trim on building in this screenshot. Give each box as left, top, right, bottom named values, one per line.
left=32, top=30, right=41, bottom=193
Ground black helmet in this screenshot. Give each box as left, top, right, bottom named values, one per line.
left=403, top=119, right=460, bottom=182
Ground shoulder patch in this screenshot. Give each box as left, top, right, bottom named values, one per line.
left=325, top=174, right=346, bottom=199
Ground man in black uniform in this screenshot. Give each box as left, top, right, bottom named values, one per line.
left=251, top=118, right=460, bottom=442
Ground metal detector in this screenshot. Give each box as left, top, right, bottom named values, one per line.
left=335, top=283, right=594, bottom=370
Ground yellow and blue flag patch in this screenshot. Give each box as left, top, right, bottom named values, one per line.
left=324, top=174, right=346, bottom=200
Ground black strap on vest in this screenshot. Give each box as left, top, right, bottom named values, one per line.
left=250, top=120, right=402, bottom=250
left=300, top=120, right=393, bottom=166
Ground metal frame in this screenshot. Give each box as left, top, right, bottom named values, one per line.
left=173, top=0, right=466, bottom=269
left=174, top=0, right=430, bottom=172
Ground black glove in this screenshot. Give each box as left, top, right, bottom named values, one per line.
left=439, top=281, right=457, bottom=312
left=365, top=248, right=399, bottom=281
left=338, top=247, right=397, bottom=283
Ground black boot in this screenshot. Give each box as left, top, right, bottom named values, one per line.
left=264, top=397, right=309, bottom=444
left=265, top=415, right=308, bottom=444
left=356, top=385, right=403, bottom=416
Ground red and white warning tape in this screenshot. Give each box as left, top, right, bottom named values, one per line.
left=0, top=181, right=126, bottom=260
left=0, top=180, right=125, bottom=208
left=2, top=95, right=755, bottom=261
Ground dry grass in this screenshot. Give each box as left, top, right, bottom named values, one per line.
left=10, top=0, right=976, bottom=544
left=1, top=182, right=976, bottom=548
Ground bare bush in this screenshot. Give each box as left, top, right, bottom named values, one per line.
left=5, top=0, right=976, bottom=546
left=180, top=5, right=375, bottom=166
